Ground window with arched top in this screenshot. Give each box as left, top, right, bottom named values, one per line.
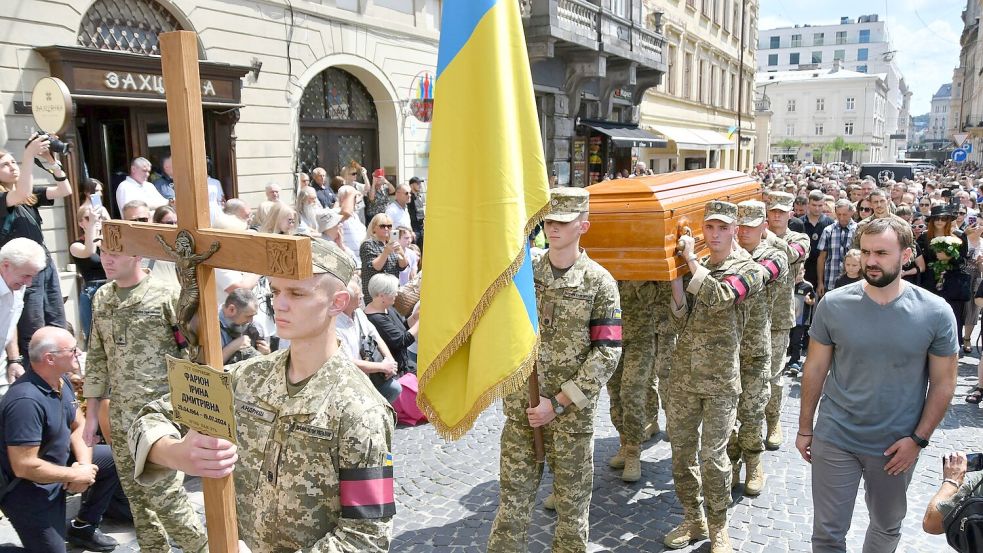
left=77, top=0, right=183, bottom=56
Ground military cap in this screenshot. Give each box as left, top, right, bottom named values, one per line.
left=737, top=200, right=767, bottom=227
left=703, top=200, right=737, bottom=224
left=545, top=187, right=589, bottom=223
left=311, top=238, right=355, bottom=284
left=766, top=191, right=795, bottom=212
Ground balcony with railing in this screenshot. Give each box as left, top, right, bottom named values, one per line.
left=521, top=0, right=666, bottom=71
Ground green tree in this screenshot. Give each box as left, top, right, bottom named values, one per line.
left=821, top=136, right=848, bottom=162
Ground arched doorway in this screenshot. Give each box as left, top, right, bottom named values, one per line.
left=298, top=67, right=379, bottom=176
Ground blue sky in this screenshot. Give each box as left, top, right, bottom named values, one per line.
left=760, top=0, right=966, bottom=116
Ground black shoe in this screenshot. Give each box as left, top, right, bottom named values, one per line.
left=67, top=520, right=118, bottom=552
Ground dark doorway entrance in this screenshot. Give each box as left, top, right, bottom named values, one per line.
left=74, top=104, right=234, bottom=218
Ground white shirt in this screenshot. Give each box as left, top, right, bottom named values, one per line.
left=116, top=176, right=168, bottom=211
left=341, top=217, right=367, bottom=264
left=386, top=202, right=412, bottom=231
left=215, top=269, right=245, bottom=308
left=208, top=177, right=225, bottom=224
left=336, top=309, right=383, bottom=362
left=0, top=278, right=25, bottom=366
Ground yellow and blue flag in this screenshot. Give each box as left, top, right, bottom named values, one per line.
left=417, top=0, right=550, bottom=439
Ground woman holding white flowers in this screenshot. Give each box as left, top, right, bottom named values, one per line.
left=916, top=204, right=982, bottom=346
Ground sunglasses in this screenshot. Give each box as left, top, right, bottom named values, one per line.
left=860, top=207, right=873, bottom=213
left=913, top=223, right=927, bottom=229
left=378, top=224, right=393, bottom=229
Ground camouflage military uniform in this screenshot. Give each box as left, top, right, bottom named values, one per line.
left=763, top=225, right=810, bottom=428
left=608, top=280, right=658, bottom=447
left=730, top=237, right=788, bottom=464
left=488, top=249, right=622, bottom=553
left=129, top=349, right=396, bottom=553
left=667, top=246, right=768, bottom=533
left=647, top=281, right=676, bottom=436
left=84, top=274, right=207, bottom=553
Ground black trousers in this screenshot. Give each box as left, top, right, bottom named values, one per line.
left=788, top=325, right=809, bottom=365
left=2, top=444, right=121, bottom=553
left=18, top=255, right=66, bottom=370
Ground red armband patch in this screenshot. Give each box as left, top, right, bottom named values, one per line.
left=758, top=259, right=781, bottom=281
left=721, top=274, right=751, bottom=304
left=339, top=464, right=395, bottom=519
left=790, top=243, right=807, bottom=257
left=589, top=318, right=623, bottom=347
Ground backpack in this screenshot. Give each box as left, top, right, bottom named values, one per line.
left=944, top=475, right=983, bottom=553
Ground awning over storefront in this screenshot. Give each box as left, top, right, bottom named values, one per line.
left=650, top=125, right=735, bottom=150
left=585, top=121, right=668, bottom=148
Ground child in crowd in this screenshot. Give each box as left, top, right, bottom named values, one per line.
left=833, top=248, right=863, bottom=289
left=786, top=265, right=816, bottom=377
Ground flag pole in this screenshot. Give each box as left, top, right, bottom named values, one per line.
left=527, top=372, right=545, bottom=463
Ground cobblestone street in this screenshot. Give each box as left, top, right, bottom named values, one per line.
left=1, top=352, right=980, bottom=552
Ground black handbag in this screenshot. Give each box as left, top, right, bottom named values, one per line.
left=940, top=270, right=972, bottom=302
left=944, top=476, right=983, bottom=553
left=355, top=312, right=387, bottom=385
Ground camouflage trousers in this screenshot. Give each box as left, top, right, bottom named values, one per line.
left=729, top=354, right=771, bottom=459
left=109, top=409, right=207, bottom=553
left=608, top=323, right=658, bottom=445
left=667, top=389, right=738, bottom=526
left=488, top=419, right=593, bottom=553
left=765, top=329, right=791, bottom=420
left=652, top=334, right=676, bottom=432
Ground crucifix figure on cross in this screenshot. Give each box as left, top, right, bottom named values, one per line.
left=102, top=31, right=397, bottom=553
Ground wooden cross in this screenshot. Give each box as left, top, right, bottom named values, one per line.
left=100, top=31, right=313, bottom=553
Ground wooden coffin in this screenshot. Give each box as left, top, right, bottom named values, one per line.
left=581, top=169, right=762, bottom=281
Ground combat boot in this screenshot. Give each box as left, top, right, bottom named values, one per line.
left=621, top=444, right=642, bottom=482
left=609, top=436, right=626, bottom=469
left=706, top=513, right=732, bottom=553
left=663, top=517, right=709, bottom=549
left=744, top=453, right=766, bottom=496
left=765, top=414, right=783, bottom=451
left=708, top=527, right=733, bottom=553
left=543, top=493, right=555, bottom=511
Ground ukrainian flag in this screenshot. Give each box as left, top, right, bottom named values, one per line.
left=417, top=0, right=550, bottom=439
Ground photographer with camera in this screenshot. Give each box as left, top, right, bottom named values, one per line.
left=0, top=133, right=73, bottom=371
left=923, top=452, right=983, bottom=551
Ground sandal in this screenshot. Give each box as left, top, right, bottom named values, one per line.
left=963, top=338, right=973, bottom=354
left=967, top=387, right=983, bottom=404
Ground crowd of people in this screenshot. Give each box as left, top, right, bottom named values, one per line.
left=0, top=137, right=426, bottom=552
left=0, top=132, right=979, bottom=553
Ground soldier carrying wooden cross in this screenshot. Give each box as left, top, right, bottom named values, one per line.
left=97, top=31, right=396, bottom=553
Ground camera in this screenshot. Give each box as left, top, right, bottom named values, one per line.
left=28, top=133, right=72, bottom=155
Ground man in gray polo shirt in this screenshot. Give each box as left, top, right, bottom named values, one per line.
left=796, top=217, right=958, bottom=553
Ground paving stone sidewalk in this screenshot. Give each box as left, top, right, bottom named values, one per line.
left=1, top=352, right=980, bottom=552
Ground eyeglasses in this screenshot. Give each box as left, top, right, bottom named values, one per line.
left=913, top=224, right=927, bottom=229
left=51, top=346, right=80, bottom=356
left=920, top=202, right=931, bottom=206
left=378, top=224, right=393, bottom=229
left=959, top=211, right=968, bottom=215
left=131, top=217, right=150, bottom=222
left=860, top=207, right=873, bottom=213
left=286, top=218, right=296, bottom=224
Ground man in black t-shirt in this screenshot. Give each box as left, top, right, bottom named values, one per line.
left=798, top=190, right=834, bottom=288
left=0, top=327, right=121, bottom=552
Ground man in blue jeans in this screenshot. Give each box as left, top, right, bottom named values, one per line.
left=797, top=217, right=958, bottom=552
left=0, top=327, right=121, bottom=552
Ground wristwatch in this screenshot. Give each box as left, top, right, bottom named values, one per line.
left=6, top=356, right=22, bottom=366
left=549, top=396, right=565, bottom=415
left=909, top=432, right=929, bottom=448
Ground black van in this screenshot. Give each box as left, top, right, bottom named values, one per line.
left=859, top=163, right=915, bottom=182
